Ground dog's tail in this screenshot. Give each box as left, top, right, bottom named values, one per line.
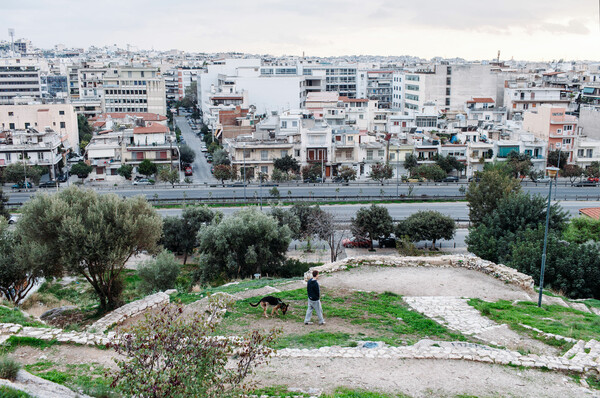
left=249, top=301, right=261, bottom=307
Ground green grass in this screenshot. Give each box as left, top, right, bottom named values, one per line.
left=249, top=385, right=311, bottom=397
left=322, top=387, right=412, bottom=398
left=218, top=289, right=467, bottom=349
left=0, top=336, right=58, bottom=355
left=0, top=306, right=47, bottom=327
left=469, top=299, right=600, bottom=351
left=24, top=361, right=117, bottom=398
left=0, top=386, right=33, bottom=398
left=171, top=277, right=298, bottom=305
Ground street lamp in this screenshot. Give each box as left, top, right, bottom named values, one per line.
left=242, top=143, right=247, bottom=201
left=396, top=148, right=399, bottom=198
left=537, top=166, right=560, bottom=307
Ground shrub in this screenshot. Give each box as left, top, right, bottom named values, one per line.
left=0, top=356, right=21, bottom=380
left=138, top=251, right=181, bottom=294
left=277, top=259, right=321, bottom=278
left=396, top=236, right=421, bottom=256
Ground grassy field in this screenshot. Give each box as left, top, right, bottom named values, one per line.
left=217, top=288, right=467, bottom=349
left=469, top=299, right=600, bottom=351
left=0, top=306, right=48, bottom=328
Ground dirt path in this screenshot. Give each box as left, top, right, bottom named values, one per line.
left=320, top=266, right=534, bottom=301
left=250, top=357, right=594, bottom=398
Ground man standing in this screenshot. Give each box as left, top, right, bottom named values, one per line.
left=304, top=270, right=325, bottom=325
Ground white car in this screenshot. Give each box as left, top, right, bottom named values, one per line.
left=8, top=214, right=19, bottom=224
left=67, top=155, right=85, bottom=163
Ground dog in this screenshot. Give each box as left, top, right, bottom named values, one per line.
left=249, top=296, right=289, bottom=318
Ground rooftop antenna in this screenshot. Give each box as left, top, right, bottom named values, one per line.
left=8, top=28, right=14, bottom=54
left=497, top=50, right=500, bottom=63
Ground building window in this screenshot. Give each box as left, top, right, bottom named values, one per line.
left=587, top=149, right=593, bottom=157
left=445, top=98, right=451, bottom=106
left=243, top=150, right=251, bottom=158
left=37, top=152, right=43, bottom=160
left=378, top=150, right=385, bottom=158
left=280, top=150, right=288, bottom=158
left=6, top=153, right=11, bottom=161
left=563, top=138, right=571, bottom=145
left=9, top=123, right=15, bottom=129
left=348, top=136, right=353, bottom=141
left=59, top=110, right=65, bottom=115
left=366, top=150, right=373, bottom=160
left=390, top=153, right=395, bottom=161
left=564, top=125, right=573, bottom=131
left=261, top=150, right=268, bottom=161
left=8, top=112, right=13, bottom=116
left=281, top=121, right=287, bottom=128
left=295, top=149, right=300, bottom=157
left=261, top=166, right=268, bottom=174
left=60, top=122, right=66, bottom=128
left=578, top=149, right=585, bottom=157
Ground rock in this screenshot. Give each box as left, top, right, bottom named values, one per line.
left=40, top=306, right=77, bottom=321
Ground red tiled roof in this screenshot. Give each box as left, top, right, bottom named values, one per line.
left=579, top=207, right=600, bottom=220
left=91, top=112, right=167, bottom=122
left=339, top=96, right=368, bottom=103
left=133, top=122, right=169, bottom=134
left=92, top=121, right=106, bottom=128
left=466, top=98, right=495, bottom=104
left=543, top=71, right=565, bottom=76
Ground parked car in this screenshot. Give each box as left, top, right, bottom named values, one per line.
left=201, top=146, right=208, bottom=152
left=588, top=177, right=600, bottom=183
left=67, top=155, right=84, bottom=163
left=38, top=180, right=58, bottom=188
left=57, top=174, right=68, bottom=183
left=304, top=177, right=323, bottom=183
left=441, top=176, right=459, bottom=182
left=534, top=177, right=552, bottom=183
left=132, top=178, right=154, bottom=185
left=378, top=235, right=397, bottom=248
left=8, top=215, right=19, bottom=224
left=11, top=182, right=33, bottom=189
left=206, top=155, right=213, bottom=163
left=467, top=176, right=481, bottom=183
left=184, top=166, right=193, bottom=176
left=342, top=236, right=372, bottom=248
left=573, top=180, right=598, bottom=187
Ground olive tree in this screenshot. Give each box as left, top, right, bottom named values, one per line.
left=369, top=163, right=393, bottom=184
left=16, top=187, right=163, bottom=311
left=396, top=211, right=456, bottom=249
left=196, top=208, right=291, bottom=282
left=465, top=169, right=521, bottom=226
left=351, top=204, right=394, bottom=250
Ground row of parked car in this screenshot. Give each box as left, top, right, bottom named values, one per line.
left=342, top=235, right=397, bottom=249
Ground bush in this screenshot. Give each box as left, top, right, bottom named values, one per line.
left=0, top=356, right=21, bottom=380
left=277, top=259, right=321, bottom=278
left=0, top=386, right=31, bottom=398
left=396, top=236, right=421, bottom=256
left=137, top=251, right=181, bottom=294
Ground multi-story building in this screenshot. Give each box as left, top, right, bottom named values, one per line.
left=465, top=97, right=507, bottom=126
left=226, top=136, right=295, bottom=178
left=0, top=65, right=41, bottom=104
left=574, top=140, right=600, bottom=170
left=0, top=103, right=79, bottom=150
left=504, top=82, right=571, bottom=120
left=578, top=105, right=600, bottom=140
left=522, top=105, right=578, bottom=161
left=366, top=70, right=393, bottom=109
left=0, top=127, right=62, bottom=179
left=103, top=67, right=166, bottom=115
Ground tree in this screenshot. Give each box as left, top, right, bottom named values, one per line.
left=404, top=153, right=418, bottom=175
left=561, top=164, right=584, bottom=183
left=0, top=189, right=9, bottom=221
left=207, top=142, right=220, bottom=154
left=586, top=161, right=600, bottom=178
left=301, top=164, right=322, bottom=181
left=563, top=216, right=600, bottom=244
left=213, top=164, right=232, bottom=184
left=184, top=81, right=198, bottom=104
left=70, top=161, right=92, bottom=183
left=137, top=250, right=181, bottom=294
left=77, top=114, right=93, bottom=151
left=179, top=144, right=196, bottom=165
left=16, top=187, right=163, bottom=311
left=368, top=163, right=393, bottom=184
left=351, top=204, right=394, bottom=250
left=160, top=206, right=220, bottom=265
left=158, top=167, right=180, bottom=186
left=338, top=165, right=357, bottom=182
left=117, top=164, right=133, bottom=180
left=0, top=222, right=57, bottom=305
left=309, top=210, right=347, bottom=262
left=506, top=151, right=533, bottom=179
left=547, top=149, right=569, bottom=170
left=413, top=164, right=447, bottom=181
left=110, top=300, right=278, bottom=398
left=273, top=155, right=300, bottom=174
left=396, top=211, right=456, bottom=249
left=466, top=193, right=567, bottom=264
left=212, top=148, right=230, bottom=166
left=435, top=155, right=465, bottom=175
left=241, top=166, right=254, bottom=182
left=138, top=159, right=158, bottom=178
left=290, top=203, right=321, bottom=241
left=271, top=168, right=287, bottom=183
left=465, top=169, right=521, bottom=226
left=196, top=208, right=291, bottom=281
left=269, top=206, right=301, bottom=239
left=3, top=162, right=43, bottom=185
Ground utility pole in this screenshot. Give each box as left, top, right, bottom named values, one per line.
left=396, top=147, right=399, bottom=197
left=243, top=142, right=247, bottom=201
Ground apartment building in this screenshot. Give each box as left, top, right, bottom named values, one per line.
left=522, top=105, right=578, bottom=161
left=177, top=68, right=200, bottom=100
left=574, top=140, right=600, bottom=170
left=0, top=65, right=41, bottom=104
left=398, top=64, right=502, bottom=112
left=103, top=67, right=166, bottom=115
left=465, top=97, right=507, bottom=125
left=504, top=82, right=570, bottom=120
left=0, top=128, right=62, bottom=178
left=578, top=106, right=600, bottom=140
left=226, top=136, right=295, bottom=177
left=366, top=70, right=393, bottom=109
left=0, top=103, right=79, bottom=150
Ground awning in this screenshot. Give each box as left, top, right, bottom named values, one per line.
left=583, top=87, right=595, bottom=94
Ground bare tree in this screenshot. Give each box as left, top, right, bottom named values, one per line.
left=309, top=211, right=348, bottom=262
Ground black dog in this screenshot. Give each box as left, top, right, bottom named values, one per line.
left=249, top=296, right=289, bottom=318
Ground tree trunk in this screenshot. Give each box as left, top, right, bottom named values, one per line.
left=183, top=251, right=188, bottom=265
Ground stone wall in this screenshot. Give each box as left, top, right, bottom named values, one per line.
left=304, top=255, right=534, bottom=292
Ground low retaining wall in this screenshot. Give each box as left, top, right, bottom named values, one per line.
left=0, top=323, right=111, bottom=346
left=87, top=291, right=172, bottom=333
left=304, top=255, right=534, bottom=292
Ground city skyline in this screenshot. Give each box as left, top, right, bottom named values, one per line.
left=1, top=0, right=599, bottom=61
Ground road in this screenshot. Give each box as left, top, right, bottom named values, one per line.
left=174, top=116, right=216, bottom=183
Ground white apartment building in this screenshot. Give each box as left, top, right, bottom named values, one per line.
left=578, top=105, right=600, bottom=140
left=504, top=83, right=570, bottom=120
left=0, top=103, right=79, bottom=150
left=0, top=65, right=41, bottom=105
left=574, top=140, right=600, bottom=170
left=397, top=64, right=503, bottom=112
left=103, top=67, right=166, bottom=115
left=0, top=128, right=62, bottom=178
left=465, top=97, right=507, bottom=126
left=366, top=70, right=393, bottom=109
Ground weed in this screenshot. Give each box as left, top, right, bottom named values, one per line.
left=0, top=386, right=32, bottom=398
left=322, top=387, right=412, bottom=398
left=0, top=336, right=58, bottom=355
left=0, top=306, right=47, bottom=328
left=0, top=356, right=21, bottom=380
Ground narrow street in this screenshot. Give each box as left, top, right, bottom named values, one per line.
left=174, top=116, right=217, bottom=183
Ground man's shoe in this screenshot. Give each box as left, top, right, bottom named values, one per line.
left=304, top=322, right=313, bottom=325
left=318, top=322, right=326, bottom=325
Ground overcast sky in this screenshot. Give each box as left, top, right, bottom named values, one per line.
left=1, top=0, right=599, bottom=60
